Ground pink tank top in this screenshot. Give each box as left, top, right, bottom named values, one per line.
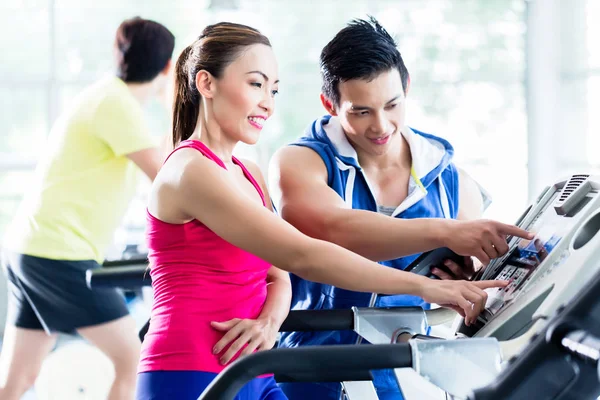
left=138, top=140, right=271, bottom=373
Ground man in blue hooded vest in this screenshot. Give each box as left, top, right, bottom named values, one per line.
left=269, top=16, right=527, bottom=400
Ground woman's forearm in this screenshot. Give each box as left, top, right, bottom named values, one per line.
left=258, top=274, right=292, bottom=327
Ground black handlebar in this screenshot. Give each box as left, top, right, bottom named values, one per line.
left=86, top=265, right=151, bottom=290
left=198, top=343, right=412, bottom=400
left=279, top=309, right=354, bottom=332
left=102, top=257, right=148, bottom=268
left=138, top=308, right=356, bottom=345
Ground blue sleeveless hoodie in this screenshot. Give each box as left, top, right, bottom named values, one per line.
left=277, top=115, right=460, bottom=395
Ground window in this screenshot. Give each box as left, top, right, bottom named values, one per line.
left=557, top=0, right=600, bottom=175
left=526, top=0, right=600, bottom=203
left=371, top=1, right=527, bottom=223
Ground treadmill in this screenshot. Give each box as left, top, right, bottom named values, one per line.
left=454, top=174, right=600, bottom=342
left=90, top=174, right=600, bottom=400
left=198, top=174, right=600, bottom=399
left=374, top=173, right=600, bottom=398
left=199, top=258, right=600, bottom=400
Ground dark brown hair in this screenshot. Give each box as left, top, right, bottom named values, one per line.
left=114, top=17, right=175, bottom=83
left=172, top=22, right=271, bottom=147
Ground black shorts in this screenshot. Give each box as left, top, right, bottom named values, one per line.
left=2, top=251, right=129, bottom=335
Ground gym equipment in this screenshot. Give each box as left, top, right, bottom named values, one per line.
left=453, top=175, right=600, bottom=344
left=89, top=174, right=600, bottom=399
left=405, top=246, right=465, bottom=279
left=88, top=256, right=150, bottom=290
left=199, top=174, right=600, bottom=399
left=471, top=256, right=600, bottom=399
left=278, top=306, right=457, bottom=399
left=404, top=174, right=600, bottom=345
left=199, top=259, right=600, bottom=399
left=199, top=308, right=502, bottom=400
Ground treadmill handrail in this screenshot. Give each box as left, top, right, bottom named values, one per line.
left=140, top=306, right=444, bottom=342
left=198, top=343, right=412, bottom=400
left=279, top=309, right=354, bottom=332
left=86, top=265, right=151, bottom=290
left=139, top=308, right=357, bottom=343
left=102, top=257, right=148, bottom=268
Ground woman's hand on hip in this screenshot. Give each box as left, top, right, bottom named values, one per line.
left=211, top=317, right=279, bottom=365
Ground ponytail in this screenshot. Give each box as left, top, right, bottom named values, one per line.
left=171, top=23, right=271, bottom=147
left=172, top=45, right=200, bottom=147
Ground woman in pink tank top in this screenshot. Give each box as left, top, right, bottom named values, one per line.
left=136, top=22, right=511, bottom=400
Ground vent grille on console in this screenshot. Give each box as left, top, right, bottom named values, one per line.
left=554, top=174, right=591, bottom=216
left=558, top=175, right=589, bottom=202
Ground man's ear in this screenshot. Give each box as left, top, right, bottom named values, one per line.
left=320, top=93, right=337, bottom=116
left=404, top=74, right=411, bottom=96
left=195, top=70, right=216, bottom=99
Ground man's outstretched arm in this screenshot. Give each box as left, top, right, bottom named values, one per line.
left=269, top=146, right=531, bottom=265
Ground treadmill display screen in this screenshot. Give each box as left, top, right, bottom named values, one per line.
left=483, top=205, right=577, bottom=317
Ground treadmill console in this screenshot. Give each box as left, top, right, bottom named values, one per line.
left=481, top=201, right=576, bottom=318
left=456, top=175, right=600, bottom=340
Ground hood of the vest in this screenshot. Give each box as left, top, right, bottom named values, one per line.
left=296, top=114, right=455, bottom=189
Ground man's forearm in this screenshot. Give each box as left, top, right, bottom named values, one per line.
left=321, top=209, right=450, bottom=262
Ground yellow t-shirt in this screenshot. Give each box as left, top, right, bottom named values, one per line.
left=4, top=76, right=155, bottom=263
